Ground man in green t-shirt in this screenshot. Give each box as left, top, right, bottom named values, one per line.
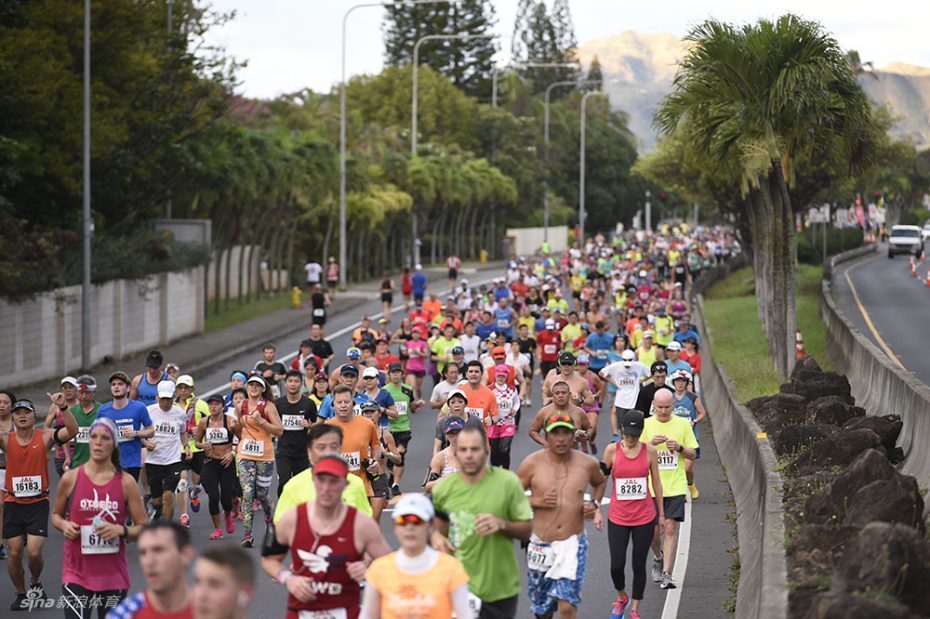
left=431, top=421, right=533, bottom=616
left=68, top=375, right=102, bottom=468
left=430, top=322, right=461, bottom=379
left=382, top=362, right=423, bottom=495
left=640, top=389, right=698, bottom=590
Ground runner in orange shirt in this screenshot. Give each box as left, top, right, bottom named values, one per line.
left=460, top=360, right=498, bottom=428
left=325, top=386, right=381, bottom=499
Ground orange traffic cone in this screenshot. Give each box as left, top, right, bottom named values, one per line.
left=925, top=270, right=930, bottom=288
left=911, top=257, right=918, bottom=277
left=921, top=249, right=926, bottom=264
left=795, top=330, right=807, bottom=361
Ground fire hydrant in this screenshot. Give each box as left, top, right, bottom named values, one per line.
left=480, top=249, right=489, bottom=264
left=291, top=286, right=303, bottom=309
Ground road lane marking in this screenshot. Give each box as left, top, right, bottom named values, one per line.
left=201, top=275, right=498, bottom=398
left=661, top=498, right=692, bottom=619
left=843, top=258, right=905, bottom=368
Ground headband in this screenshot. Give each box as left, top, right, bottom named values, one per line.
left=89, top=417, right=119, bottom=443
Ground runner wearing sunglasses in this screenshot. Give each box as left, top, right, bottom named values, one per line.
left=361, top=494, right=471, bottom=619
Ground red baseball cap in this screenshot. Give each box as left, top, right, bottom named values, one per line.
left=491, top=346, right=506, bottom=358
left=314, top=455, right=349, bottom=478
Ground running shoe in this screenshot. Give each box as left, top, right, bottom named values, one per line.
left=610, top=592, right=630, bottom=619
left=253, top=499, right=260, bottom=511
left=689, top=483, right=700, bottom=500
left=660, top=571, right=677, bottom=589
left=0, top=544, right=8, bottom=559
left=209, top=528, right=223, bottom=540
left=651, top=555, right=664, bottom=583
left=391, top=485, right=402, bottom=496
left=190, top=490, right=201, bottom=513
left=28, top=583, right=46, bottom=599
left=241, top=534, right=254, bottom=548
left=179, top=513, right=191, bottom=528
left=225, top=512, right=236, bottom=535
left=589, top=440, right=597, bottom=455
left=630, top=610, right=641, bottom=619
left=265, top=511, right=273, bottom=526
left=147, top=507, right=157, bottom=521
left=10, top=592, right=27, bottom=611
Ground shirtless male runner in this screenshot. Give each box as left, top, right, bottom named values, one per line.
left=262, top=454, right=390, bottom=619
left=517, top=414, right=606, bottom=619
left=529, top=381, right=592, bottom=448
left=541, top=352, right=594, bottom=411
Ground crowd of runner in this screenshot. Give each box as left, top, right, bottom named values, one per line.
left=0, top=224, right=740, bottom=618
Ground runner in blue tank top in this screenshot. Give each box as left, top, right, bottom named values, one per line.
left=670, top=369, right=706, bottom=501
left=494, top=299, right=517, bottom=339
left=131, top=350, right=168, bottom=407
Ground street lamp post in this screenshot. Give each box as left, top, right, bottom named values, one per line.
left=579, top=90, right=608, bottom=245
left=82, top=0, right=92, bottom=370
left=340, top=1, right=451, bottom=289
left=411, top=32, right=495, bottom=268
left=491, top=62, right=579, bottom=108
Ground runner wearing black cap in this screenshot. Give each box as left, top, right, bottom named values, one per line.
left=634, top=362, right=673, bottom=417
left=382, top=362, right=422, bottom=495
left=130, top=350, right=166, bottom=408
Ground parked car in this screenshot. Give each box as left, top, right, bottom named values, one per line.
left=887, top=224, right=924, bottom=258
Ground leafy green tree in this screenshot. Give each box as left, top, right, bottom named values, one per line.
left=656, top=15, right=877, bottom=378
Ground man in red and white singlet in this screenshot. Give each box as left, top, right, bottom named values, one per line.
left=261, top=454, right=390, bottom=619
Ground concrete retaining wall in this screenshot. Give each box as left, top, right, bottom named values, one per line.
left=692, top=258, right=789, bottom=619
left=1, top=267, right=205, bottom=387
left=821, top=245, right=930, bottom=498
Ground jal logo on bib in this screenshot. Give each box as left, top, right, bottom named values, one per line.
left=240, top=439, right=264, bottom=457
left=281, top=415, right=305, bottom=430
left=12, top=475, right=42, bottom=498
left=657, top=450, right=677, bottom=470
left=615, top=477, right=647, bottom=500
left=206, top=427, right=228, bottom=443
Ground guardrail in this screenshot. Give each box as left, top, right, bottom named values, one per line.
left=821, top=245, right=930, bottom=503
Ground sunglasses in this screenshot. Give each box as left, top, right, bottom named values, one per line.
left=394, top=513, right=427, bottom=526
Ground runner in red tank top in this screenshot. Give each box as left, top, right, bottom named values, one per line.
left=600, top=410, right=664, bottom=618
left=262, top=454, right=390, bottom=619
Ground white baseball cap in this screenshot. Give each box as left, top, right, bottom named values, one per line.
left=666, top=341, right=682, bottom=352
left=176, top=374, right=195, bottom=387
left=61, top=376, right=78, bottom=387
left=621, top=350, right=636, bottom=364
left=157, top=381, right=176, bottom=399
left=394, top=493, right=435, bottom=521
left=545, top=319, right=556, bottom=329
left=362, top=366, right=380, bottom=379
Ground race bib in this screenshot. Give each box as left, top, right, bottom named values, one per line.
left=118, top=425, right=134, bottom=443
left=657, top=450, right=678, bottom=470
left=239, top=439, right=264, bottom=457
left=596, top=350, right=608, bottom=359
left=464, top=407, right=482, bottom=419
left=206, top=427, right=228, bottom=444
left=543, top=344, right=557, bottom=355
left=498, top=399, right=512, bottom=412
left=80, top=524, right=119, bottom=555
left=312, top=308, right=325, bottom=317
left=75, top=427, right=90, bottom=444
left=620, top=377, right=636, bottom=387
left=395, top=402, right=408, bottom=416
left=281, top=415, right=305, bottom=431
left=298, top=609, right=347, bottom=619
left=497, top=319, right=510, bottom=328
left=467, top=593, right=482, bottom=618
left=615, top=477, right=648, bottom=501
left=343, top=451, right=361, bottom=471
left=11, top=475, right=42, bottom=498
left=527, top=541, right=556, bottom=572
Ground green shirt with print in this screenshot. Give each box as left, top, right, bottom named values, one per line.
left=383, top=382, right=414, bottom=433
left=430, top=337, right=461, bottom=375
left=432, top=466, right=533, bottom=602
left=68, top=403, right=101, bottom=467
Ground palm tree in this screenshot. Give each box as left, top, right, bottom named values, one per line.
left=656, top=15, right=875, bottom=378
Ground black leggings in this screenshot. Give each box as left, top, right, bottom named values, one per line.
left=62, top=583, right=126, bottom=619
left=489, top=436, right=514, bottom=469
left=201, top=458, right=236, bottom=516
left=608, top=520, right=654, bottom=599
left=276, top=454, right=310, bottom=497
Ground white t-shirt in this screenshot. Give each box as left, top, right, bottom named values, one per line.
left=146, top=404, right=186, bottom=465
left=601, top=361, right=650, bottom=409
left=459, top=334, right=482, bottom=363
left=430, top=381, right=457, bottom=407
left=304, top=262, right=323, bottom=283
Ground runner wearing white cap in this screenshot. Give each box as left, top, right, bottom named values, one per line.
left=599, top=350, right=650, bottom=441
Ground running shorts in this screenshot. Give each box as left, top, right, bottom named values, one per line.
left=527, top=534, right=589, bottom=615
left=145, top=462, right=183, bottom=497
left=3, top=500, right=50, bottom=538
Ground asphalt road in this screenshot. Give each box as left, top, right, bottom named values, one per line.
left=2, top=282, right=733, bottom=618
left=832, top=244, right=930, bottom=387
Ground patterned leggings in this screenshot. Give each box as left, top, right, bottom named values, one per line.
left=236, top=458, right=275, bottom=535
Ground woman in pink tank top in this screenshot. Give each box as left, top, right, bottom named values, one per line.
left=601, top=410, right=664, bottom=619
left=52, top=418, right=148, bottom=619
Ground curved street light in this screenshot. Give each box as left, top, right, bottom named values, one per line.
left=579, top=89, right=609, bottom=243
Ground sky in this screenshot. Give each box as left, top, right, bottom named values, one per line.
left=204, top=0, right=930, bottom=99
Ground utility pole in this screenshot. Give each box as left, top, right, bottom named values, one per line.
left=82, top=0, right=92, bottom=370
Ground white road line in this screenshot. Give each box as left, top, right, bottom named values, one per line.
left=661, top=498, right=693, bottom=619
left=200, top=275, right=498, bottom=398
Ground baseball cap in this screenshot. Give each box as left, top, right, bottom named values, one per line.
left=358, top=400, right=381, bottom=413
left=666, top=341, right=682, bottom=352
left=639, top=270, right=647, bottom=277
left=672, top=368, right=692, bottom=382
left=446, top=389, right=468, bottom=403
left=650, top=361, right=668, bottom=373
left=394, top=493, right=435, bottom=521
left=491, top=346, right=506, bottom=358
left=12, top=399, right=35, bottom=413
left=544, top=412, right=575, bottom=433
left=621, top=410, right=645, bottom=437
left=145, top=350, right=164, bottom=368
left=657, top=306, right=667, bottom=315
left=495, top=364, right=510, bottom=376
left=558, top=351, right=576, bottom=365
left=246, top=375, right=267, bottom=388
left=109, top=371, right=131, bottom=385
left=443, top=416, right=466, bottom=433
left=314, top=454, right=349, bottom=478
left=206, top=394, right=225, bottom=405
left=362, top=367, right=380, bottom=379
left=451, top=346, right=464, bottom=355
left=341, top=364, right=359, bottom=377
left=643, top=331, right=654, bottom=339
left=176, top=374, right=194, bottom=387
left=61, top=376, right=78, bottom=387
left=157, top=381, right=176, bottom=399
left=621, top=349, right=636, bottom=363
left=576, top=352, right=590, bottom=365
left=545, top=319, right=555, bottom=329
left=314, top=372, right=329, bottom=381
left=387, top=362, right=404, bottom=373
left=346, top=347, right=362, bottom=360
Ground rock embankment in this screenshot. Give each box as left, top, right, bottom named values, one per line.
left=747, top=357, right=928, bottom=618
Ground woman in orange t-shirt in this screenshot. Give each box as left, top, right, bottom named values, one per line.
left=236, top=375, right=282, bottom=548
left=362, top=494, right=470, bottom=619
